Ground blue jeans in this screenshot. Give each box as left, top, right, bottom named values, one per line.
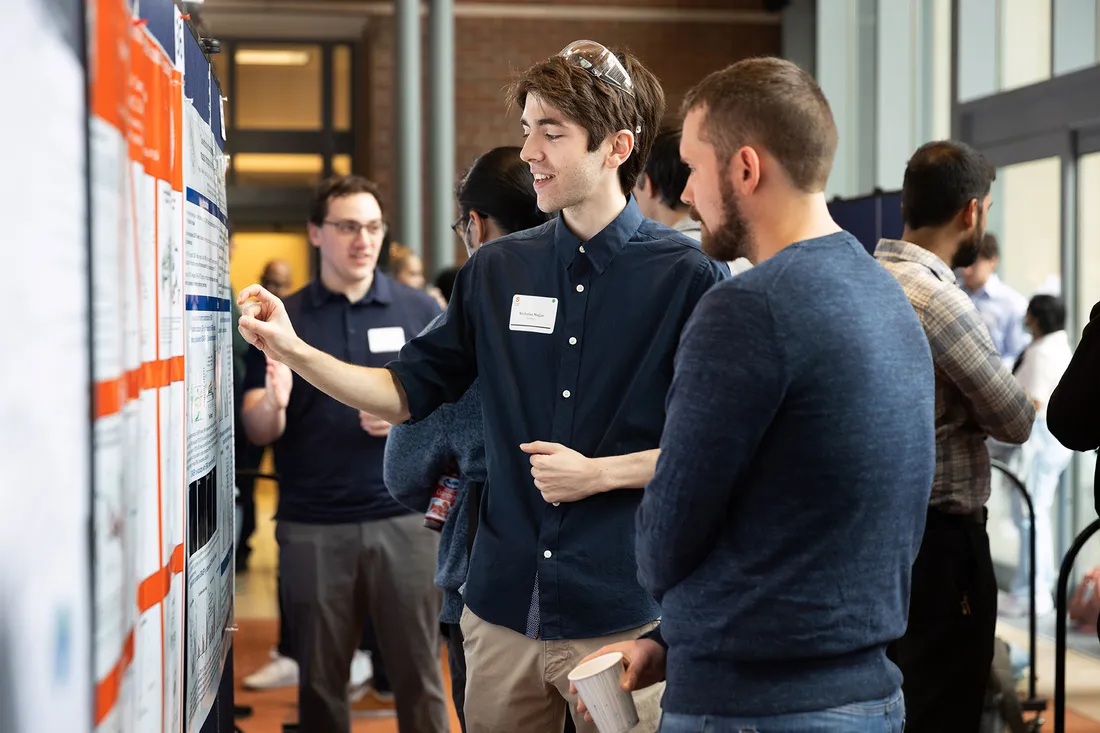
left=658, top=690, right=904, bottom=733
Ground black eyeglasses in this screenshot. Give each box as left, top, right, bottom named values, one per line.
left=324, top=219, right=387, bottom=238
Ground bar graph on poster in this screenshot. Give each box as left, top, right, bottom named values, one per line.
left=85, top=0, right=235, bottom=730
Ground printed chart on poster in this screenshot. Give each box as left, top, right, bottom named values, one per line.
left=0, top=0, right=91, bottom=731
left=183, top=76, right=235, bottom=733
left=86, top=0, right=234, bottom=729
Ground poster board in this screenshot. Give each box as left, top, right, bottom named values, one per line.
left=86, top=0, right=234, bottom=730
left=0, top=0, right=91, bottom=731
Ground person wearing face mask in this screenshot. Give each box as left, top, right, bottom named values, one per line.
left=1002, top=295, right=1073, bottom=618
left=381, top=146, right=553, bottom=733
left=874, top=141, right=1035, bottom=733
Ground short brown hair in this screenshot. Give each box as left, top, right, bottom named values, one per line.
left=681, top=57, right=838, bottom=193
left=978, top=232, right=999, bottom=261
left=507, top=48, right=665, bottom=195
left=309, top=174, right=385, bottom=225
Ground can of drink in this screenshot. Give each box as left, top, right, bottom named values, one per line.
left=424, top=472, right=460, bottom=531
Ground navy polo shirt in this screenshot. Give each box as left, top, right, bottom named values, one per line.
left=244, top=274, right=441, bottom=524
left=387, top=197, right=730, bottom=640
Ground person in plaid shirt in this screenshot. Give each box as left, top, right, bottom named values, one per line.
left=875, top=140, right=1035, bottom=733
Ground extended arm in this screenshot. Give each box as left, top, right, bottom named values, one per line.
left=286, top=344, right=411, bottom=424
left=237, top=266, right=478, bottom=424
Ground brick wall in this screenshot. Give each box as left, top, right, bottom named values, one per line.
left=356, top=2, right=781, bottom=267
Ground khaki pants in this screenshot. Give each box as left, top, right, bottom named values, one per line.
left=460, top=606, right=663, bottom=733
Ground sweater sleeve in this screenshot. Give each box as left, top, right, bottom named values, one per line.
left=384, top=410, right=456, bottom=514
left=1048, top=300, right=1100, bottom=452
left=383, top=381, right=484, bottom=513
left=636, top=284, right=786, bottom=603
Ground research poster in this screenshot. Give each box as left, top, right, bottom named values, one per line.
left=87, top=0, right=228, bottom=730
left=90, top=0, right=139, bottom=729
left=183, top=93, right=235, bottom=733
left=0, top=0, right=91, bottom=732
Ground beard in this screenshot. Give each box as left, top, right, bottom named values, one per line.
left=950, top=216, right=985, bottom=269
left=696, top=173, right=754, bottom=263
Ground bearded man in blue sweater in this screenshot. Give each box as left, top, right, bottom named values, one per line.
left=574, top=58, right=937, bottom=733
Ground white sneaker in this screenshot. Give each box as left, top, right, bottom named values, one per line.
left=349, top=650, right=373, bottom=689
left=243, top=648, right=299, bottom=690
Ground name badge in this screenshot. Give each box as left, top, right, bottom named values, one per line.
left=367, top=326, right=407, bottom=354
left=509, top=294, right=558, bottom=334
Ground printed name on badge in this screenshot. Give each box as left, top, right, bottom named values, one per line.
left=509, top=294, right=558, bottom=334
left=367, top=326, right=407, bottom=354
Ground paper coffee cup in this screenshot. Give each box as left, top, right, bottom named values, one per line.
left=568, top=652, right=639, bottom=733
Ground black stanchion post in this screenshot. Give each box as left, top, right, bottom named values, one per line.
left=991, top=459, right=1045, bottom=714
left=1053, top=518, right=1100, bottom=733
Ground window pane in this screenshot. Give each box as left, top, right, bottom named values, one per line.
left=1080, top=153, right=1100, bottom=329
left=957, top=0, right=997, bottom=101
left=334, top=45, right=351, bottom=132
left=1000, top=0, right=1052, bottom=91
left=235, top=44, right=322, bottom=130
left=233, top=153, right=324, bottom=187
left=332, top=154, right=352, bottom=176
left=985, top=156, right=1062, bottom=571
left=999, top=158, right=1062, bottom=297
left=1053, top=0, right=1098, bottom=75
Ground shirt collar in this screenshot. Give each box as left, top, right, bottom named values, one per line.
left=874, top=238, right=957, bottom=284
left=553, top=195, right=644, bottom=274
left=972, top=273, right=1005, bottom=298
left=308, top=271, right=395, bottom=308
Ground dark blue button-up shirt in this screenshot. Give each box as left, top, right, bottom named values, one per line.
left=387, top=198, right=729, bottom=639
left=244, top=274, right=441, bottom=524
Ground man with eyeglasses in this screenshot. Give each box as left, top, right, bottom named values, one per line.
left=240, top=174, right=447, bottom=733
left=238, top=41, right=729, bottom=733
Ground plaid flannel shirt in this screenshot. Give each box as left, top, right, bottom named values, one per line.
left=875, top=239, right=1035, bottom=514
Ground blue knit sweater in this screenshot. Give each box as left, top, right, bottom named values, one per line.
left=637, top=232, right=936, bottom=716
left=383, top=380, right=484, bottom=625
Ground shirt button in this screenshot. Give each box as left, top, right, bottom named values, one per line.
left=576, top=284, right=585, bottom=293
left=543, top=550, right=552, bottom=559
left=553, top=502, right=561, bottom=507
left=568, top=337, right=577, bottom=346
left=562, top=390, right=571, bottom=399
left=579, top=245, right=586, bottom=253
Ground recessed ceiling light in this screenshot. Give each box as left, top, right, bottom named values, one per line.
left=235, top=49, right=311, bottom=66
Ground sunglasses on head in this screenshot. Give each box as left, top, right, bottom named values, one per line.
left=558, top=40, right=642, bottom=134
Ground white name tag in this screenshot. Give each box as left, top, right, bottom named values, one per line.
left=509, top=294, right=558, bottom=334
left=367, top=326, right=407, bottom=354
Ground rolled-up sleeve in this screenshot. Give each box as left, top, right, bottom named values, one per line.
left=386, top=257, right=479, bottom=421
